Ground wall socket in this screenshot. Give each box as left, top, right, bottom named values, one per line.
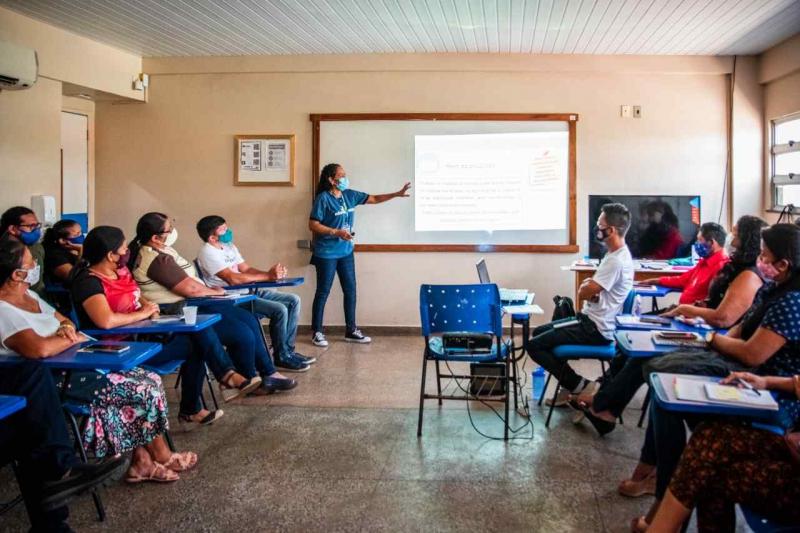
left=620, top=105, right=642, bottom=118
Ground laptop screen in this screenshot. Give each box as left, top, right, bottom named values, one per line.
left=476, top=259, right=491, bottom=284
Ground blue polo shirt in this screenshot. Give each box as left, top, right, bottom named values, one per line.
left=310, top=189, right=369, bottom=259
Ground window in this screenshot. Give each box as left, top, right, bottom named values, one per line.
left=771, top=113, right=800, bottom=209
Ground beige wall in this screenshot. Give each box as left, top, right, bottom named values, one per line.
left=0, top=5, right=143, bottom=101
left=0, top=77, right=62, bottom=210
left=0, top=5, right=140, bottom=221
left=95, top=55, right=741, bottom=326
left=760, top=33, right=800, bottom=220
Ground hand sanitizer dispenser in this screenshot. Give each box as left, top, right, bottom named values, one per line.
left=31, top=195, right=57, bottom=226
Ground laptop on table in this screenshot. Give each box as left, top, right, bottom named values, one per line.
left=475, top=258, right=533, bottom=305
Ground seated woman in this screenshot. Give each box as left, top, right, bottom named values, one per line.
left=661, top=215, right=768, bottom=327
left=628, top=223, right=800, bottom=531
left=647, top=372, right=800, bottom=532
left=575, top=216, right=768, bottom=439
left=43, top=219, right=83, bottom=284
left=70, top=226, right=259, bottom=420
left=128, top=212, right=296, bottom=394
left=0, top=237, right=195, bottom=483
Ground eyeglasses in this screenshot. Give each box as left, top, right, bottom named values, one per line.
left=17, top=222, right=42, bottom=231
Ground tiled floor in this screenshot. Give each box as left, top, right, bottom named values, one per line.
left=0, top=335, right=744, bottom=532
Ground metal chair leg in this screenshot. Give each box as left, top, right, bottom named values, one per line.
left=511, top=352, right=518, bottom=410
left=434, top=360, right=443, bottom=406
left=65, top=410, right=105, bottom=522
left=545, top=381, right=560, bottom=428
left=417, top=354, right=428, bottom=437
left=205, top=367, right=219, bottom=410
left=164, top=430, right=176, bottom=452
left=504, top=355, right=510, bottom=441
left=638, top=388, right=651, bottom=428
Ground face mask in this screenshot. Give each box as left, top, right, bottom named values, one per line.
left=336, top=177, right=349, bottom=191
left=18, top=227, right=41, bottom=246
left=117, top=250, right=131, bottom=269
left=18, top=264, right=41, bottom=286
left=67, top=235, right=85, bottom=245
left=594, top=225, right=611, bottom=242
left=693, top=241, right=712, bottom=259
left=218, top=228, right=233, bottom=244
left=757, top=257, right=782, bottom=281
left=163, top=228, right=178, bottom=247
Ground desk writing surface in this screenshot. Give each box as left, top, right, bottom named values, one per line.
left=614, top=330, right=689, bottom=358
left=649, top=372, right=782, bottom=424
left=81, top=313, right=221, bottom=336
left=188, top=294, right=256, bottom=307
left=0, top=341, right=162, bottom=371
left=228, top=277, right=305, bottom=290
left=0, top=395, right=26, bottom=419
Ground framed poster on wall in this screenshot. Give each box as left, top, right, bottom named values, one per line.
left=234, top=134, right=295, bottom=186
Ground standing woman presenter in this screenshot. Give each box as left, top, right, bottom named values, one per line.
left=308, top=163, right=410, bottom=347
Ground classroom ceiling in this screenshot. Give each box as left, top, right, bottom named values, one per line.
left=2, top=0, right=799, bottom=57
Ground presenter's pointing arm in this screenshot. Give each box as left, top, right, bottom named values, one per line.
left=365, top=182, right=412, bottom=204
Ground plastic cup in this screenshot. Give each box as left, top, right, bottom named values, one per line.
left=183, top=306, right=198, bottom=326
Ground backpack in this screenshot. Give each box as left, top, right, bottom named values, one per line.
left=552, top=295, right=576, bottom=321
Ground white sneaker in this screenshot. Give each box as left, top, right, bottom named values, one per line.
left=344, top=329, right=371, bottom=343
left=312, top=332, right=329, bottom=347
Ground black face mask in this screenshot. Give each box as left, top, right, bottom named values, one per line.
left=594, top=225, right=612, bottom=242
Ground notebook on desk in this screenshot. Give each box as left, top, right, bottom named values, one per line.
left=674, top=377, right=778, bottom=410
left=476, top=258, right=531, bottom=305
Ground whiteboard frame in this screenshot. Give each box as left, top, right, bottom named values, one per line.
left=310, top=113, right=578, bottom=253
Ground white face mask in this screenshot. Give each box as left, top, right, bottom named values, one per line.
left=164, top=228, right=178, bottom=247
left=18, top=264, right=41, bottom=286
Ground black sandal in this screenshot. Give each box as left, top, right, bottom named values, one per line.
left=582, top=408, right=616, bottom=436
left=178, top=410, right=224, bottom=430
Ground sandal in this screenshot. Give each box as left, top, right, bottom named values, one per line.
left=124, top=462, right=179, bottom=484
left=178, top=410, right=224, bottom=430
left=162, top=451, right=198, bottom=473
left=218, top=376, right=262, bottom=402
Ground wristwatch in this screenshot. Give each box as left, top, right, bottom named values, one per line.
left=704, top=331, right=716, bottom=344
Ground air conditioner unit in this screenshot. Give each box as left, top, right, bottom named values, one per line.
left=0, top=41, right=38, bottom=90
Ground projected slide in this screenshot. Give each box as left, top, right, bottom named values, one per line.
left=414, top=131, right=568, bottom=232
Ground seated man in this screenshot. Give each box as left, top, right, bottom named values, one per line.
left=0, top=361, right=125, bottom=532
left=526, top=203, right=634, bottom=405
left=195, top=215, right=312, bottom=373
left=1, top=206, right=46, bottom=298
left=640, top=222, right=728, bottom=306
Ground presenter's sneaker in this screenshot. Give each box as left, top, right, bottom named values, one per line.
left=345, top=329, right=371, bottom=343
left=312, top=332, right=329, bottom=347
left=275, top=355, right=311, bottom=373
left=293, top=352, right=317, bottom=364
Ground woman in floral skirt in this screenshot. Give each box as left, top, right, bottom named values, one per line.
left=0, top=236, right=196, bottom=483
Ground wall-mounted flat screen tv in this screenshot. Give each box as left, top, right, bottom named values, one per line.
left=588, top=195, right=701, bottom=259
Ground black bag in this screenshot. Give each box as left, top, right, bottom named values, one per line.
left=552, top=295, right=576, bottom=321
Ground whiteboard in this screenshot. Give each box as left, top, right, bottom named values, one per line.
left=317, top=118, right=575, bottom=251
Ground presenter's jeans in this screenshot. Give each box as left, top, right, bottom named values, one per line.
left=0, top=361, right=77, bottom=531
left=254, top=289, right=301, bottom=360
left=311, top=253, right=356, bottom=333
left=204, top=304, right=277, bottom=379
left=525, top=313, right=610, bottom=392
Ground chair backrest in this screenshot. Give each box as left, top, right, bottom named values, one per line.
left=193, top=259, right=207, bottom=282
left=621, top=289, right=636, bottom=315
left=419, top=284, right=502, bottom=337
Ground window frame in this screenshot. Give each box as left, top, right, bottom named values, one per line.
left=770, top=111, right=800, bottom=211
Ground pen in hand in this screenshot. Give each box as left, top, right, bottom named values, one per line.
left=731, top=375, right=761, bottom=396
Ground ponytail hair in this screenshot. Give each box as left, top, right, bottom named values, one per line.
left=0, top=235, right=27, bottom=287
left=43, top=219, right=80, bottom=248
left=69, top=226, right=125, bottom=285
left=315, top=163, right=340, bottom=197
left=128, top=212, right=169, bottom=269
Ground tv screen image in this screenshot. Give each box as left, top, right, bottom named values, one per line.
left=588, top=195, right=701, bottom=259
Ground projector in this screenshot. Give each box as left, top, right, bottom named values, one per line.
left=441, top=332, right=493, bottom=354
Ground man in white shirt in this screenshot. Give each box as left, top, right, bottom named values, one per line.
left=195, top=216, right=312, bottom=373
left=526, top=203, right=634, bottom=408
